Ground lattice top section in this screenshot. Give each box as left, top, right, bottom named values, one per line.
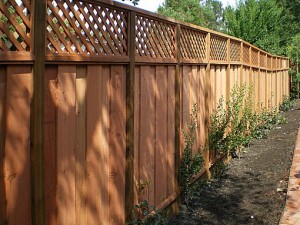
left=267, top=55, right=272, bottom=69
left=210, top=35, right=227, bottom=61
left=135, top=14, right=175, bottom=58
left=46, top=0, right=128, bottom=55
left=243, top=45, right=250, bottom=64
left=251, top=48, right=258, bottom=66
left=230, top=40, right=240, bottom=62
left=180, top=27, right=206, bottom=60
left=0, top=0, right=31, bottom=51
left=260, top=54, right=267, bottom=68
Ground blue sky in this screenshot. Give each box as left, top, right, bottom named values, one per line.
left=115, top=0, right=237, bottom=12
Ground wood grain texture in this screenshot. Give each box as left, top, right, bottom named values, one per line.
left=56, top=65, right=76, bottom=225
left=139, top=65, right=155, bottom=204
left=155, top=65, right=168, bottom=205
left=109, top=65, right=126, bottom=225
left=5, top=65, right=32, bottom=225
left=75, top=65, right=87, bottom=225
left=0, top=66, right=7, bottom=225
left=86, top=65, right=110, bottom=225
left=44, top=65, right=58, bottom=225
left=167, top=66, right=176, bottom=196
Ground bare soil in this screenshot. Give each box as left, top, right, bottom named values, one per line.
left=168, top=100, right=300, bottom=225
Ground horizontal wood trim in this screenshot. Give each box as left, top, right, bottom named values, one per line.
left=0, top=52, right=34, bottom=63
left=135, top=56, right=177, bottom=64
left=45, top=54, right=130, bottom=63
left=180, top=59, right=207, bottom=64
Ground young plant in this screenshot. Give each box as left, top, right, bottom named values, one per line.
left=127, top=180, right=166, bottom=225
left=180, top=103, right=203, bottom=203
left=279, top=95, right=294, bottom=112
left=208, top=96, right=230, bottom=155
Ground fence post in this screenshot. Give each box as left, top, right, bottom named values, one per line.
left=174, top=23, right=181, bottom=211
left=30, top=0, right=46, bottom=224
left=125, top=10, right=136, bottom=222
left=204, top=32, right=211, bottom=179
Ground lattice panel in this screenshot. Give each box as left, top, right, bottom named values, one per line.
left=180, top=27, right=206, bottom=60
left=260, top=54, right=267, bottom=68
left=251, top=49, right=258, bottom=66
left=210, top=35, right=227, bottom=61
left=243, top=45, right=250, bottom=64
left=267, top=55, right=272, bottom=69
left=0, top=0, right=31, bottom=51
left=46, top=0, right=128, bottom=55
left=135, top=14, right=175, bottom=58
left=230, top=40, right=240, bottom=61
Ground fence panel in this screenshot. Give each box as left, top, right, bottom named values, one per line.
left=134, top=65, right=176, bottom=208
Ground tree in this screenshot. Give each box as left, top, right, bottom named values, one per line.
left=157, top=0, right=225, bottom=31
left=224, top=0, right=286, bottom=54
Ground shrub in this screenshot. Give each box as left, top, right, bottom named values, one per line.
left=180, top=103, right=203, bottom=203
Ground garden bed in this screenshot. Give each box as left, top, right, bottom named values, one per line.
left=168, top=99, right=300, bottom=225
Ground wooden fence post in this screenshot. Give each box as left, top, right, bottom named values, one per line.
left=125, top=10, right=136, bottom=222
left=174, top=23, right=181, bottom=201
left=204, top=33, right=211, bottom=179
left=30, top=0, right=46, bottom=224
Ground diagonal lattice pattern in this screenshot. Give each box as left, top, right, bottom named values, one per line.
left=267, top=55, right=272, bottom=69
left=243, top=45, right=250, bottom=64
left=230, top=40, right=240, bottom=61
left=46, top=0, right=128, bottom=55
left=180, top=27, right=206, bottom=60
left=0, top=0, right=31, bottom=51
left=251, top=48, right=259, bottom=66
left=210, top=34, right=227, bottom=61
left=135, top=14, right=176, bottom=58
left=260, top=53, right=267, bottom=68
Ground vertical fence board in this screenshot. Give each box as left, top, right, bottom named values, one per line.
left=109, top=65, right=126, bottom=225
left=0, top=66, right=7, bottom=225
left=221, top=66, right=227, bottom=102
left=56, top=65, right=76, bottom=225
left=167, top=66, right=175, bottom=196
left=75, top=65, right=87, bottom=225
left=198, top=66, right=206, bottom=147
left=139, top=65, right=155, bottom=204
left=182, top=66, right=190, bottom=140
left=5, top=65, right=32, bottom=225
left=86, top=65, right=109, bottom=225
left=44, top=65, right=58, bottom=225
left=134, top=66, right=140, bottom=203
left=155, top=66, right=168, bottom=205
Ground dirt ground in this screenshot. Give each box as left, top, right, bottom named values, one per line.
left=168, top=100, right=300, bottom=225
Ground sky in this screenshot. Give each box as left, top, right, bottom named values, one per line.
left=115, top=0, right=237, bottom=12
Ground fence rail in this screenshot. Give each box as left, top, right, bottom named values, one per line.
left=0, top=0, right=290, bottom=225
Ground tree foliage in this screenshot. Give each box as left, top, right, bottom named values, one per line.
left=224, top=0, right=285, bottom=54
left=157, top=0, right=225, bottom=31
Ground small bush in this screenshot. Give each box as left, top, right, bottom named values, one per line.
left=279, top=96, right=294, bottom=112
left=180, top=103, right=203, bottom=203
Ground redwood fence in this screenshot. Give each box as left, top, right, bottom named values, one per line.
left=0, top=0, right=289, bottom=225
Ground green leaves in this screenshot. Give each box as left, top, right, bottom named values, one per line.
left=180, top=104, right=203, bottom=202
left=224, top=0, right=285, bottom=54
left=157, top=0, right=225, bottom=31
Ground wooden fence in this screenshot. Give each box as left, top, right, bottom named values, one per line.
left=0, top=0, right=289, bottom=224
